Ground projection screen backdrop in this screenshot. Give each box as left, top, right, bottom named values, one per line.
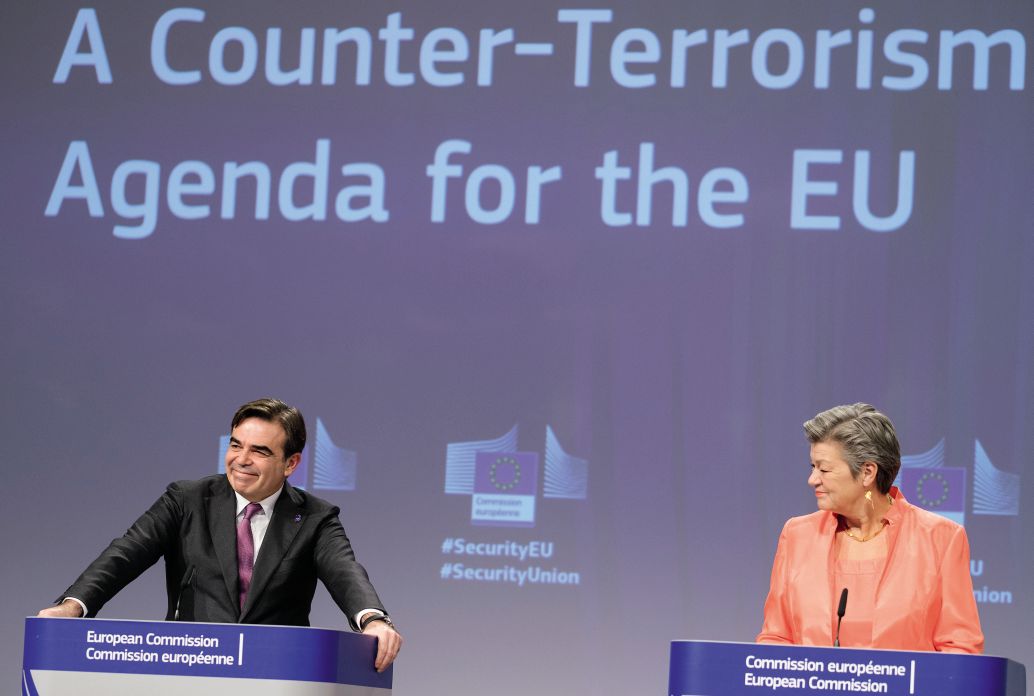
left=2, top=2, right=1031, bottom=694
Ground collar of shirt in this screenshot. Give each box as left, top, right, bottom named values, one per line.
left=233, top=486, right=284, bottom=560
left=234, top=486, right=283, bottom=520
left=882, top=485, right=906, bottom=527
left=826, top=486, right=908, bottom=535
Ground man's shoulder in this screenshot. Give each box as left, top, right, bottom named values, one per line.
left=160, top=477, right=341, bottom=516
left=282, top=481, right=337, bottom=515
left=165, top=474, right=232, bottom=498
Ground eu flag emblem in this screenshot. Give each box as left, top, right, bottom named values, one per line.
left=900, top=467, right=967, bottom=526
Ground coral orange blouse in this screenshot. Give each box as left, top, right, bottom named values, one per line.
left=757, top=488, right=984, bottom=653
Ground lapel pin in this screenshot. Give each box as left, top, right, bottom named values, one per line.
left=294, top=514, right=302, bottom=523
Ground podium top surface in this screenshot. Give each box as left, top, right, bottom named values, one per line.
left=671, top=639, right=1021, bottom=661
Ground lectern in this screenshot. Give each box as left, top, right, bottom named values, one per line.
left=670, top=641, right=1025, bottom=696
left=23, top=617, right=392, bottom=695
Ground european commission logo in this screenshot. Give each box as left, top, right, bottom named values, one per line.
left=444, top=425, right=588, bottom=528
left=895, top=438, right=1020, bottom=526
left=218, top=417, right=357, bottom=492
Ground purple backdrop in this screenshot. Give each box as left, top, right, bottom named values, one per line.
left=2, top=2, right=1031, bottom=694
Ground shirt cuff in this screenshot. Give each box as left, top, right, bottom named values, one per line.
left=355, top=608, right=384, bottom=630
left=63, top=597, right=88, bottom=618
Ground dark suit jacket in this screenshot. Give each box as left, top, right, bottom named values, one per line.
left=62, top=475, right=384, bottom=628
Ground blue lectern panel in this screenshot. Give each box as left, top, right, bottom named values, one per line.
left=23, top=617, right=391, bottom=696
left=669, top=641, right=1025, bottom=696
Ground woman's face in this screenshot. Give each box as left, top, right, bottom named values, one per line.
left=807, top=440, right=865, bottom=514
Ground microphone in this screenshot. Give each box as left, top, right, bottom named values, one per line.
left=834, top=588, right=848, bottom=647
left=174, top=566, right=196, bottom=621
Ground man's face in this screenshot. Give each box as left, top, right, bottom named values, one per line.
left=225, top=417, right=300, bottom=502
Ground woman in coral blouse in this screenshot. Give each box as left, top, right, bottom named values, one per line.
left=757, top=403, right=983, bottom=653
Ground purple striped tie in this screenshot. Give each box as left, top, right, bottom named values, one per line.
left=237, top=502, right=263, bottom=610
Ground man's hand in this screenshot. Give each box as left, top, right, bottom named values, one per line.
left=362, top=619, right=402, bottom=672
left=37, top=599, right=84, bottom=618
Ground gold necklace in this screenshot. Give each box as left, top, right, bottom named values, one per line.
left=843, top=522, right=886, bottom=542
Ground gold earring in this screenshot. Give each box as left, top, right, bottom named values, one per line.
left=865, top=490, right=874, bottom=509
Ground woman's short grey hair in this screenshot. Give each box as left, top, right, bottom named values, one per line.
left=803, top=403, right=901, bottom=494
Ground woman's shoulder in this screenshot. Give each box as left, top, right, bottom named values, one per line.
left=782, top=509, right=832, bottom=535
left=898, top=498, right=966, bottom=540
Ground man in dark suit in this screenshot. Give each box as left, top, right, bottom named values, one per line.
left=38, top=398, right=402, bottom=672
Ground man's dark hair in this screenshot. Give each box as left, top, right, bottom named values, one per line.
left=231, top=398, right=307, bottom=458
